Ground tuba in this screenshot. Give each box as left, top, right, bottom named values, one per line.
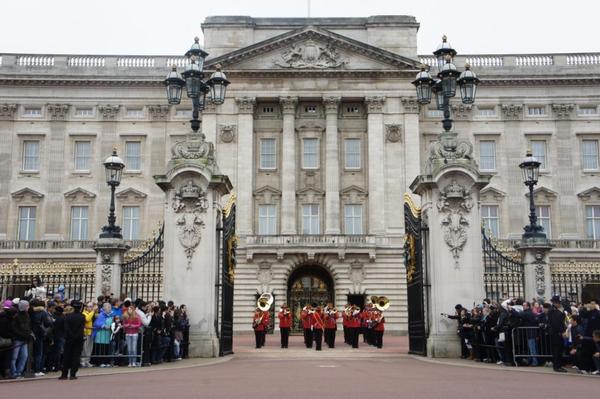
left=373, top=296, right=390, bottom=312
left=257, top=293, right=274, bottom=312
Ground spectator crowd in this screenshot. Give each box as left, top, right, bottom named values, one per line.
left=0, top=276, right=190, bottom=380
left=443, top=295, right=600, bottom=374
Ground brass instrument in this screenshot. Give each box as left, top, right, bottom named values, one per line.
left=257, top=293, right=273, bottom=312
left=373, top=296, right=390, bottom=312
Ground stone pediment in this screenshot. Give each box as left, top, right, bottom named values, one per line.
left=254, top=186, right=281, bottom=204
left=578, top=186, right=600, bottom=201
left=297, top=186, right=325, bottom=203
left=11, top=187, right=44, bottom=201
left=480, top=187, right=506, bottom=202
left=116, top=188, right=147, bottom=202
left=525, top=186, right=558, bottom=200
left=205, top=26, right=419, bottom=73
left=341, top=185, right=368, bottom=203
left=64, top=187, right=96, bottom=201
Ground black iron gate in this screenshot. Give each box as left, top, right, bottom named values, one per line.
left=482, top=228, right=524, bottom=302
left=404, top=194, right=427, bottom=356
left=219, top=200, right=236, bottom=356
left=120, top=225, right=164, bottom=302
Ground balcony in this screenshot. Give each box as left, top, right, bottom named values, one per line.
left=0, top=239, right=146, bottom=250
left=494, top=239, right=600, bottom=249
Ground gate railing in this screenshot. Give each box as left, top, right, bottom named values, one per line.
left=120, top=225, right=164, bottom=302
left=482, top=228, right=525, bottom=302
left=551, top=261, right=600, bottom=302
left=0, top=259, right=96, bottom=302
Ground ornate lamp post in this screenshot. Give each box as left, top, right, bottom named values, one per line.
left=99, top=149, right=125, bottom=239
left=519, top=149, right=546, bottom=239
left=412, top=35, right=480, bottom=154
left=164, top=37, right=230, bottom=134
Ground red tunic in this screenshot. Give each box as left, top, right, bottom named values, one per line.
left=301, top=310, right=311, bottom=329
left=253, top=312, right=270, bottom=332
left=324, top=311, right=338, bottom=329
left=311, top=311, right=325, bottom=330
left=374, top=314, right=385, bottom=332
left=278, top=311, right=292, bottom=328
left=349, top=313, right=361, bottom=328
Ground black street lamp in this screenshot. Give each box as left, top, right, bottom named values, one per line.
left=519, top=149, right=546, bottom=239
left=164, top=37, right=230, bottom=134
left=99, top=149, right=125, bottom=239
left=412, top=36, right=480, bottom=151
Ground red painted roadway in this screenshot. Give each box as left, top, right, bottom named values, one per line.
left=2, top=335, right=597, bottom=399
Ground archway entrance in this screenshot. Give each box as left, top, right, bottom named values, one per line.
left=287, top=264, right=334, bottom=334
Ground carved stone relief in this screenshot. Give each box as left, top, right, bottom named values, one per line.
left=257, top=261, right=273, bottom=291
left=98, top=104, right=120, bottom=120
left=100, top=263, right=112, bottom=294
left=0, top=104, right=17, bottom=120
left=551, top=103, right=575, bottom=120
left=274, top=40, right=346, bottom=69
left=349, top=260, right=365, bottom=293
left=172, top=180, right=209, bottom=269
left=47, top=104, right=70, bottom=121
left=171, top=132, right=215, bottom=162
left=385, top=124, right=403, bottom=143
left=501, top=104, right=523, bottom=120
left=365, top=96, right=386, bottom=113
left=437, top=180, right=474, bottom=267
left=235, top=97, right=256, bottom=114
left=218, top=124, right=237, bottom=143
left=451, top=104, right=472, bottom=120
left=401, top=97, right=419, bottom=114
left=148, top=105, right=170, bottom=120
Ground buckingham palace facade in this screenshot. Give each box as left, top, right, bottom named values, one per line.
left=1, top=15, right=600, bottom=333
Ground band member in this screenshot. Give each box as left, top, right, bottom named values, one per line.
left=349, top=305, right=361, bottom=349
left=278, top=304, right=292, bottom=349
left=311, top=306, right=325, bottom=351
left=252, top=308, right=269, bottom=348
left=342, top=304, right=350, bottom=345
left=324, top=303, right=338, bottom=348
left=372, top=309, right=385, bottom=349
left=300, top=305, right=313, bottom=348
left=361, top=303, right=374, bottom=345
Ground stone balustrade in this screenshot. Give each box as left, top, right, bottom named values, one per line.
left=418, top=53, right=600, bottom=69
left=244, top=234, right=396, bottom=248
left=494, top=238, right=600, bottom=249
left=0, top=239, right=146, bottom=250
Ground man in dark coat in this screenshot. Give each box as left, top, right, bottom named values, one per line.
left=59, top=301, right=85, bottom=380
left=10, top=300, right=32, bottom=379
left=548, top=296, right=567, bottom=372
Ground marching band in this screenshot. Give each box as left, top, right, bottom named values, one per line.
left=252, top=294, right=389, bottom=350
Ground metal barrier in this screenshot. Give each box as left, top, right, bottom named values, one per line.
left=81, top=332, right=144, bottom=367
left=511, top=326, right=554, bottom=366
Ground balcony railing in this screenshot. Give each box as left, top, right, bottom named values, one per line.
left=245, top=235, right=394, bottom=247
left=0, top=239, right=146, bottom=250
left=494, top=239, right=600, bottom=249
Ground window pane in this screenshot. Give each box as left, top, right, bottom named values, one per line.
left=258, top=205, right=276, bottom=235
left=18, top=207, right=36, bottom=240
left=586, top=205, right=600, bottom=239
left=531, top=140, right=547, bottom=170
left=70, top=206, right=89, bottom=240
left=22, top=141, right=40, bottom=171
left=303, top=138, right=319, bottom=169
left=125, top=141, right=141, bottom=171
left=536, top=205, right=551, bottom=237
left=582, top=140, right=599, bottom=170
left=345, top=139, right=361, bottom=169
left=260, top=139, right=276, bottom=169
left=482, top=205, right=499, bottom=237
left=479, top=141, right=496, bottom=170
left=344, top=204, right=363, bottom=235
left=302, top=204, right=320, bottom=234
left=123, top=206, right=140, bottom=240
left=74, top=141, right=91, bottom=171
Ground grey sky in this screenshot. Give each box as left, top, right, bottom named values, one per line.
left=1, top=0, right=598, bottom=56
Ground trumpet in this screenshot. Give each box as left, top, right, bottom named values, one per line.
left=280, top=307, right=290, bottom=315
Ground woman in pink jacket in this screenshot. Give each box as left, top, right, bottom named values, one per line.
left=122, top=307, right=142, bottom=367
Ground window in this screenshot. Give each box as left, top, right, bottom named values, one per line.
left=344, top=139, right=361, bottom=169
left=346, top=106, right=360, bottom=113
left=304, top=105, right=317, bottom=113
left=259, top=139, right=276, bottom=170
left=125, top=141, right=141, bottom=171
left=479, top=140, right=496, bottom=171
left=302, top=204, right=320, bottom=235
left=70, top=206, right=89, bottom=240
left=528, top=106, right=546, bottom=116
left=477, top=107, right=496, bottom=117
left=175, top=109, right=192, bottom=118
left=427, top=109, right=443, bottom=118
left=578, top=106, right=597, bottom=116
left=74, top=108, right=94, bottom=117
left=74, top=141, right=91, bottom=171
left=344, top=205, right=363, bottom=235
left=22, top=140, right=40, bottom=171
left=536, top=205, right=551, bottom=237
left=126, top=108, right=144, bottom=118
left=586, top=205, right=600, bottom=239
left=481, top=205, right=499, bottom=237
left=18, top=206, right=36, bottom=240
left=122, top=206, right=140, bottom=240
left=302, top=138, right=319, bottom=169
left=258, top=205, right=277, bottom=235
left=262, top=106, right=274, bottom=113
left=530, top=140, right=547, bottom=170
left=582, top=140, right=599, bottom=170
left=23, top=107, right=42, bottom=117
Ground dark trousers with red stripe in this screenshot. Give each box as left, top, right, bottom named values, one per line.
left=280, top=327, right=290, bottom=348
left=303, top=328, right=313, bottom=348
left=313, top=328, right=323, bottom=351
left=325, top=328, right=336, bottom=348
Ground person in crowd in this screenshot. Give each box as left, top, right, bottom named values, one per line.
left=122, top=305, right=142, bottom=367
left=277, top=304, right=292, bottom=349
left=179, top=304, right=190, bottom=359
left=10, top=300, right=31, bottom=379
left=518, top=301, right=539, bottom=366
left=110, top=315, right=125, bottom=366
left=548, top=296, right=567, bottom=372
left=81, top=302, right=95, bottom=368
left=92, top=302, right=114, bottom=367
left=443, top=304, right=472, bottom=359
left=24, top=276, right=47, bottom=302
left=47, top=305, right=65, bottom=372
left=0, top=300, right=16, bottom=379
left=591, top=330, right=600, bottom=375
left=311, top=306, right=325, bottom=351
left=324, top=304, right=338, bottom=349
left=30, top=298, right=53, bottom=376
left=568, top=315, right=593, bottom=374
left=171, top=308, right=185, bottom=360
left=59, top=300, right=84, bottom=380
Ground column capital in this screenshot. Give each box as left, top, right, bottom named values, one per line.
left=46, top=103, right=70, bottom=121
left=0, top=104, right=17, bottom=121
left=148, top=105, right=170, bottom=120
left=365, top=96, right=386, bottom=113
left=235, top=97, right=256, bottom=114
left=279, top=96, right=298, bottom=115
left=400, top=97, right=420, bottom=114
left=323, top=96, right=341, bottom=114
left=98, top=104, right=120, bottom=120
left=203, top=101, right=218, bottom=114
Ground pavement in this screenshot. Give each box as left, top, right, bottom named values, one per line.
left=1, top=334, right=598, bottom=398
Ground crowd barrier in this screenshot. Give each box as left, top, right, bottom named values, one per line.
left=511, top=326, right=559, bottom=366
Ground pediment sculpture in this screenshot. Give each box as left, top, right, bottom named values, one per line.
left=274, top=40, right=346, bottom=69
left=172, top=180, right=209, bottom=269
left=437, top=180, right=474, bottom=267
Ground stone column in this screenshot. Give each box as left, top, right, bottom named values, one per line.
left=155, top=133, right=232, bottom=357
left=517, top=242, right=553, bottom=302
left=323, top=96, right=341, bottom=234
left=401, top=97, right=421, bottom=185
left=94, top=238, right=130, bottom=298
left=411, top=134, right=491, bottom=358
left=365, top=96, right=386, bottom=235
left=202, top=102, right=218, bottom=145
left=235, top=97, right=255, bottom=236
left=0, top=104, right=17, bottom=239
left=280, top=96, right=298, bottom=235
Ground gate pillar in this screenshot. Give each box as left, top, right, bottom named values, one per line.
left=411, top=134, right=491, bottom=358
left=94, top=238, right=130, bottom=299
left=154, top=132, right=232, bottom=358
left=517, top=238, right=553, bottom=302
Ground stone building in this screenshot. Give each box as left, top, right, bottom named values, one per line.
left=0, top=16, right=599, bottom=334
